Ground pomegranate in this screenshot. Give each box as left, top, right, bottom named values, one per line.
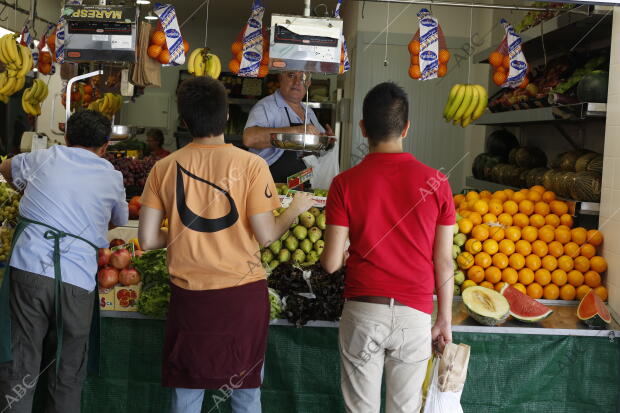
left=98, top=248, right=111, bottom=267
left=109, top=238, right=125, bottom=248
left=110, top=249, right=131, bottom=270
left=119, top=267, right=141, bottom=286
left=98, top=267, right=119, bottom=288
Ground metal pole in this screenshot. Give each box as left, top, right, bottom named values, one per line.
left=352, top=0, right=571, bottom=12
left=304, top=0, right=312, bottom=16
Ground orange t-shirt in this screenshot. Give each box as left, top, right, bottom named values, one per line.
left=141, top=143, right=280, bottom=291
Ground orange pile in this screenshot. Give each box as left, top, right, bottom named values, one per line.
left=408, top=39, right=450, bottom=79
left=454, top=186, right=608, bottom=301
left=148, top=29, right=189, bottom=65
left=488, top=51, right=528, bottom=88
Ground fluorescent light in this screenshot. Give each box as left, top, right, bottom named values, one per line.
left=144, top=11, right=158, bottom=20
left=136, top=0, right=150, bottom=4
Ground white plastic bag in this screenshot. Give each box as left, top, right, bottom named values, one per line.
left=422, top=360, right=464, bottom=413
left=303, top=143, right=340, bottom=190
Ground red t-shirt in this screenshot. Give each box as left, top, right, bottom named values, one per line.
left=326, top=152, right=455, bottom=314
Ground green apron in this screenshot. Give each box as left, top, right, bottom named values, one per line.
left=0, top=216, right=101, bottom=375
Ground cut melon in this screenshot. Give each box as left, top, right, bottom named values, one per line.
left=462, top=286, right=510, bottom=326
left=501, top=284, right=553, bottom=323
left=577, top=288, right=611, bottom=327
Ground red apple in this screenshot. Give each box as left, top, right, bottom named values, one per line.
left=98, top=248, right=112, bottom=267
left=98, top=267, right=119, bottom=288
left=110, top=249, right=131, bottom=270
left=119, top=267, right=141, bottom=286
left=109, top=239, right=125, bottom=248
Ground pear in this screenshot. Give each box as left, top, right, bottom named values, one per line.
left=292, top=249, right=306, bottom=263
left=269, top=260, right=279, bottom=270
left=309, top=207, right=321, bottom=217
left=306, top=250, right=319, bottom=264
left=268, top=240, right=282, bottom=254
left=277, top=207, right=287, bottom=215
left=285, top=235, right=299, bottom=252
left=293, top=225, right=308, bottom=240
left=278, top=249, right=291, bottom=263
left=316, top=213, right=326, bottom=230
left=308, top=227, right=322, bottom=243
left=454, top=270, right=465, bottom=286
left=299, top=211, right=315, bottom=228
left=314, top=239, right=325, bottom=255
left=261, top=249, right=274, bottom=264
left=453, top=223, right=459, bottom=235
left=453, top=233, right=466, bottom=247
left=300, top=239, right=313, bottom=254
left=454, top=285, right=461, bottom=296
left=452, top=245, right=461, bottom=259
left=279, top=230, right=290, bottom=242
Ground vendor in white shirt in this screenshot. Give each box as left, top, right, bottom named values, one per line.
left=243, top=71, right=333, bottom=183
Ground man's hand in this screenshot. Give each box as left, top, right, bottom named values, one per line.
left=289, top=191, right=315, bottom=215
left=323, top=123, right=334, bottom=136
left=289, top=124, right=320, bottom=135
left=431, top=317, right=452, bottom=354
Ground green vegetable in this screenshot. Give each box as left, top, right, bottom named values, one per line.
left=137, top=283, right=171, bottom=318
left=132, top=249, right=169, bottom=286
left=268, top=288, right=282, bottom=320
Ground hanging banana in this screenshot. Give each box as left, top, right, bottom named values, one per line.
left=187, top=48, right=221, bottom=79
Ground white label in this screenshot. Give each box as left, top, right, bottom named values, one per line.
left=31, top=135, right=48, bottom=152
left=110, top=35, right=132, bottom=49
left=92, top=34, right=109, bottom=41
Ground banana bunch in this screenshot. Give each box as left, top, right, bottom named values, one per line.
left=443, top=84, right=489, bottom=127
left=88, top=93, right=122, bottom=119
left=21, top=79, right=48, bottom=116
left=187, top=48, right=221, bottom=79
left=0, top=34, right=32, bottom=102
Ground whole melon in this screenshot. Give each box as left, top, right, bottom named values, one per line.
left=482, top=155, right=505, bottom=180
left=472, top=153, right=488, bottom=179
left=502, top=165, right=519, bottom=185
left=575, top=152, right=598, bottom=172
left=586, top=155, right=603, bottom=174
left=542, top=169, right=558, bottom=190
left=572, top=171, right=602, bottom=202
left=577, top=71, right=609, bottom=103
left=516, top=168, right=529, bottom=188
left=559, top=151, right=581, bottom=172
left=559, top=172, right=577, bottom=198
left=526, top=167, right=549, bottom=188
left=508, top=147, right=519, bottom=165
left=486, top=129, right=519, bottom=159
left=490, top=163, right=507, bottom=183
left=515, top=147, right=547, bottom=169
left=550, top=152, right=566, bottom=169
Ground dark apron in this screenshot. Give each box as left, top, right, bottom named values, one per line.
left=268, top=107, right=311, bottom=183
left=0, top=217, right=101, bottom=375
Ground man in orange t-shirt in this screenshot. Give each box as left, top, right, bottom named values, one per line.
left=138, top=77, right=313, bottom=413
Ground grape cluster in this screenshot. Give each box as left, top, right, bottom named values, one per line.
left=0, top=227, right=13, bottom=262
left=0, top=183, right=21, bottom=263
left=104, top=155, right=157, bottom=189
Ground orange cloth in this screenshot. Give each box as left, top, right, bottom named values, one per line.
left=141, top=143, right=280, bottom=290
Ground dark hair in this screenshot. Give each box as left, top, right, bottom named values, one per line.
left=147, top=128, right=165, bottom=145
left=66, top=110, right=111, bottom=148
left=362, top=82, right=409, bottom=144
left=177, top=77, right=228, bottom=138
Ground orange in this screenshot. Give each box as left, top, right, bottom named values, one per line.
left=594, top=286, right=608, bottom=301
left=526, top=254, right=542, bottom=271
left=590, top=256, right=608, bottom=273
left=499, top=239, right=516, bottom=256
left=457, top=252, right=475, bottom=270
left=150, top=30, right=166, bottom=46
left=542, top=255, right=558, bottom=272
left=439, top=49, right=451, bottom=64
left=550, top=200, right=568, bottom=216
left=495, top=282, right=506, bottom=292
left=468, top=212, right=483, bottom=226
left=454, top=194, right=466, bottom=206
left=580, top=243, right=596, bottom=259
left=498, top=213, right=513, bottom=227
left=515, top=240, right=532, bottom=256
left=586, top=229, right=604, bottom=246
left=466, top=191, right=480, bottom=201
left=567, top=270, right=584, bottom=287
left=158, top=49, right=171, bottom=64
left=505, top=226, right=521, bottom=242
left=492, top=191, right=508, bottom=202
left=509, top=253, right=525, bottom=270
left=584, top=271, right=602, bottom=288
left=560, top=214, right=574, bottom=228
left=513, top=213, right=529, bottom=228
left=534, top=268, right=551, bottom=286
left=488, top=200, right=503, bottom=215
left=472, top=225, right=490, bottom=241
left=542, top=191, right=556, bottom=203
left=527, top=282, right=544, bottom=299
left=530, top=185, right=545, bottom=194
left=503, top=200, right=518, bottom=215
left=527, top=191, right=542, bottom=202
left=489, top=226, right=505, bottom=242
left=467, top=265, right=485, bottom=283
left=504, top=189, right=515, bottom=199
left=576, top=285, right=592, bottom=301
left=183, top=39, right=190, bottom=54
left=473, top=200, right=489, bottom=215
left=543, top=283, right=560, bottom=300
left=231, top=40, right=243, bottom=55
left=458, top=218, right=474, bottom=234
left=519, top=200, right=535, bottom=215
left=531, top=240, right=549, bottom=257
left=408, top=40, right=421, bottom=54
left=465, top=239, right=483, bottom=255
left=483, top=239, right=499, bottom=255
left=513, top=283, right=527, bottom=295
left=480, top=191, right=492, bottom=200
left=518, top=268, right=535, bottom=285
left=558, top=255, right=574, bottom=272
left=475, top=252, right=492, bottom=269
left=480, top=281, right=495, bottom=290
left=563, top=242, right=580, bottom=259
left=548, top=241, right=564, bottom=258
left=489, top=51, right=503, bottom=67
left=228, top=59, right=241, bottom=73
left=538, top=226, right=555, bottom=243
left=492, top=253, right=509, bottom=269
left=521, top=226, right=538, bottom=243
left=560, top=284, right=576, bottom=301
left=551, top=269, right=568, bottom=286
left=574, top=256, right=590, bottom=273
left=554, top=227, right=571, bottom=244
left=485, top=266, right=502, bottom=284
left=502, top=268, right=519, bottom=284
left=409, top=65, right=421, bottom=79
left=147, top=44, right=162, bottom=59
left=545, top=214, right=560, bottom=227
left=411, top=54, right=420, bottom=65
left=571, top=227, right=587, bottom=245
left=512, top=192, right=526, bottom=203
left=529, top=214, right=546, bottom=228
left=493, top=70, right=507, bottom=86
left=258, top=65, right=269, bottom=77
left=483, top=213, right=498, bottom=224
left=460, top=210, right=471, bottom=218
left=462, top=280, right=477, bottom=290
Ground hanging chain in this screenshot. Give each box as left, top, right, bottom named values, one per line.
left=203, top=0, right=210, bottom=50
left=467, top=2, right=473, bottom=84
left=384, top=1, right=389, bottom=66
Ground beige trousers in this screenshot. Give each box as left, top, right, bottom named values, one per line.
left=339, top=300, right=432, bottom=413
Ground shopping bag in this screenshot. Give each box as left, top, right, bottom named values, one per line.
left=303, top=142, right=340, bottom=190
left=421, top=342, right=470, bottom=413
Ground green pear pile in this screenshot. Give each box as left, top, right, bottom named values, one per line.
left=452, top=213, right=466, bottom=296
left=262, top=207, right=327, bottom=269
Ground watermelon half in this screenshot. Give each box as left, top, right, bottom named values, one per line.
left=577, top=289, right=611, bottom=328
left=500, top=284, right=553, bottom=323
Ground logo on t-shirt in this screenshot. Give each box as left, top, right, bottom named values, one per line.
left=264, top=185, right=273, bottom=198
left=175, top=162, right=239, bottom=233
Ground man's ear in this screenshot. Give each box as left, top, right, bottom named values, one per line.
left=98, top=142, right=109, bottom=157
left=359, top=119, right=367, bottom=138
left=401, top=120, right=411, bottom=139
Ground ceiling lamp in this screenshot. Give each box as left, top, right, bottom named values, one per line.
left=136, top=0, right=150, bottom=4
left=144, top=11, right=158, bottom=20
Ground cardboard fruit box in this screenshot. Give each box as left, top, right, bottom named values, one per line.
left=113, top=282, right=142, bottom=312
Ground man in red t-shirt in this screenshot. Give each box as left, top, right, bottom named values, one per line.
left=321, top=82, right=455, bottom=413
